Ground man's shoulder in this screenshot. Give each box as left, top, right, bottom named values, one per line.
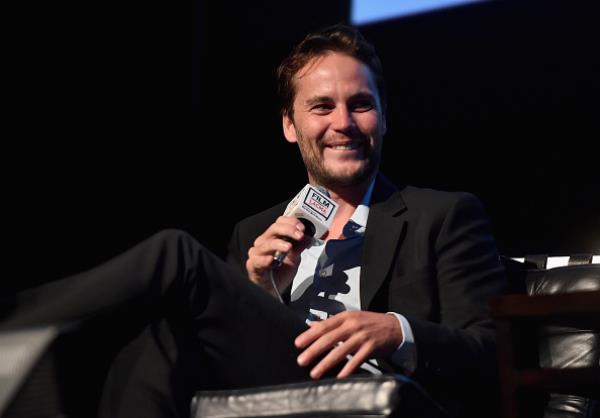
left=393, top=184, right=485, bottom=223
left=400, top=185, right=478, bottom=208
left=375, top=173, right=480, bottom=212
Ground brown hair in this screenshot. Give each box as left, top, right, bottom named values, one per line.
left=276, top=24, right=386, bottom=120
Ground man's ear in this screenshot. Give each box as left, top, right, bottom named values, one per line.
left=282, top=114, right=298, bottom=143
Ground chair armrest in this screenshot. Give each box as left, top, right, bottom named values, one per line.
left=490, top=291, right=600, bottom=321
left=190, top=374, right=450, bottom=418
left=191, top=375, right=403, bottom=418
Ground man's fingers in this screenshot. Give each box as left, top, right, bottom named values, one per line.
left=248, top=240, right=292, bottom=267
left=337, top=343, right=374, bottom=378
left=307, top=335, right=375, bottom=380
left=249, top=240, right=290, bottom=257
left=268, top=219, right=305, bottom=242
left=276, top=216, right=306, bottom=230
left=294, top=316, right=341, bottom=349
left=296, top=323, right=349, bottom=367
left=253, top=255, right=277, bottom=271
left=308, top=339, right=360, bottom=379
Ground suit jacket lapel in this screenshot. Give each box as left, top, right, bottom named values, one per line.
left=360, top=174, right=408, bottom=310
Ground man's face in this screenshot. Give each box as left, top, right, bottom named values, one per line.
left=283, top=52, right=386, bottom=188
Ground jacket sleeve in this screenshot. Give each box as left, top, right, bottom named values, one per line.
left=225, top=222, right=248, bottom=278
left=405, top=193, right=507, bottom=403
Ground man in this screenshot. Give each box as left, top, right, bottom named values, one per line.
left=225, top=24, right=507, bottom=416
left=1, top=25, right=506, bottom=418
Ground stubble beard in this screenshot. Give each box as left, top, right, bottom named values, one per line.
left=296, top=130, right=380, bottom=189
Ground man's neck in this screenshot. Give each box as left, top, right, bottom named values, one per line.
left=312, top=174, right=376, bottom=240
left=314, top=175, right=374, bottom=206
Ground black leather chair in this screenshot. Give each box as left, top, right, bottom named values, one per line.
left=492, top=254, right=600, bottom=418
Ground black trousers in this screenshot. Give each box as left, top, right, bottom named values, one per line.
left=1, top=230, right=319, bottom=417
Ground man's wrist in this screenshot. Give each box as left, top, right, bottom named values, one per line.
left=386, top=312, right=417, bottom=374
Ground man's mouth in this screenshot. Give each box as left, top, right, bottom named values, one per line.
left=324, top=139, right=365, bottom=151
left=329, top=143, right=361, bottom=151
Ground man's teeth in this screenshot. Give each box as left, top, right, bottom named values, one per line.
left=331, top=144, right=359, bottom=150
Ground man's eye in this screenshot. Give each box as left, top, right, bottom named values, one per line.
left=351, top=101, right=374, bottom=112
left=312, top=104, right=334, bottom=112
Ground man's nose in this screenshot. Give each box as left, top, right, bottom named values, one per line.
left=331, top=107, right=356, bottom=132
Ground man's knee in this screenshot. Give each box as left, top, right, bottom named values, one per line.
left=151, top=229, right=199, bottom=249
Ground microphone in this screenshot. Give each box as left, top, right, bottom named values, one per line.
left=272, top=184, right=338, bottom=268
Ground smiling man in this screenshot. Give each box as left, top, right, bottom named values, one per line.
left=284, top=52, right=384, bottom=190
left=233, top=24, right=508, bottom=417
left=1, top=24, right=507, bottom=418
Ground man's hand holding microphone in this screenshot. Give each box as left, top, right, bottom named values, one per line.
left=245, top=185, right=337, bottom=299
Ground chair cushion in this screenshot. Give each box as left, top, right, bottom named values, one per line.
left=525, top=264, right=600, bottom=296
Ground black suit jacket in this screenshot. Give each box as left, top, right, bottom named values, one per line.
left=226, top=174, right=507, bottom=414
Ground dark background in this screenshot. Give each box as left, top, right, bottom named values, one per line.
left=7, top=0, right=599, bottom=292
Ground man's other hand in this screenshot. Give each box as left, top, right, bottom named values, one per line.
left=294, top=311, right=403, bottom=379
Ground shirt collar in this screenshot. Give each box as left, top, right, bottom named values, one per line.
left=343, top=179, right=374, bottom=237
left=312, top=179, right=375, bottom=244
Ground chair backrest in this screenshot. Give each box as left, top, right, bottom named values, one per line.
left=500, top=254, right=600, bottom=418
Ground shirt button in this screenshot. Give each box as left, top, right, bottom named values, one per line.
left=319, top=266, right=333, bottom=277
